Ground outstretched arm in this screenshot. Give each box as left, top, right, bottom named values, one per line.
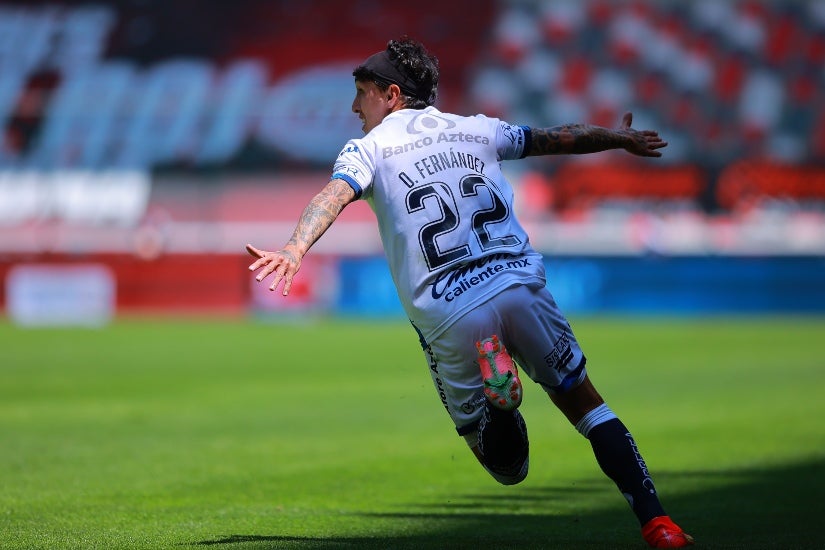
left=247, top=178, right=356, bottom=295
left=527, top=112, right=667, bottom=158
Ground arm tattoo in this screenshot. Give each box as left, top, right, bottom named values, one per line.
left=287, top=180, right=354, bottom=254
left=529, top=124, right=627, bottom=156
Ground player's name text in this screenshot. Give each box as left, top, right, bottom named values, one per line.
left=397, top=149, right=486, bottom=188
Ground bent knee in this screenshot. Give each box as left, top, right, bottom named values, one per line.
left=550, top=375, right=605, bottom=426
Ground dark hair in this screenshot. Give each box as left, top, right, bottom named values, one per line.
left=353, top=37, right=439, bottom=108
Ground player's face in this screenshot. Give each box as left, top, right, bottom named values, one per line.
left=352, top=80, right=392, bottom=134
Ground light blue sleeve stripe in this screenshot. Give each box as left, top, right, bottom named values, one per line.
left=331, top=173, right=363, bottom=200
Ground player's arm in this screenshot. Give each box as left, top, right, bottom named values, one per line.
left=526, top=112, right=667, bottom=158
left=247, top=178, right=357, bottom=295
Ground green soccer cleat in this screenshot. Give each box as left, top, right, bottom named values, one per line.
left=476, top=335, right=522, bottom=411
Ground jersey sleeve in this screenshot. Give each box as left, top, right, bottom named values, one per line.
left=495, top=121, right=531, bottom=161
left=331, top=139, right=375, bottom=200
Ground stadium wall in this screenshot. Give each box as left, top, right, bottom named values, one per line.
left=335, top=255, right=825, bottom=316
left=0, top=254, right=251, bottom=318
left=2, top=253, right=824, bottom=324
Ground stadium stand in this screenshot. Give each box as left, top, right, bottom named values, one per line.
left=470, top=0, right=825, bottom=214
left=0, top=1, right=824, bottom=318
left=0, top=0, right=822, bottom=215
left=477, top=0, right=825, bottom=160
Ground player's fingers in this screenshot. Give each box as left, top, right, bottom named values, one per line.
left=249, top=257, right=268, bottom=272
left=269, top=271, right=285, bottom=292
left=282, top=272, right=294, bottom=296
left=268, top=262, right=291, bottom=290
left=247, top=245, right=272, bottom=272
left=254, top=258, right=281, bottom=281
left=246, top=243, right=264, bottom=258
left=251, top=254, right=277, bottom=275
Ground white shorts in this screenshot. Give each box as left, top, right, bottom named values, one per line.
left=415, top=282, right=587, bottom=446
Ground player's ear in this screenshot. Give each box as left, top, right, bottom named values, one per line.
left=387, top=83, right=402, bottom=103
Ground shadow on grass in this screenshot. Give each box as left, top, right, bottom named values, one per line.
left=191, top=458, right=824, bottom=549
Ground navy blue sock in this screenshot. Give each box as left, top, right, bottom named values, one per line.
left=587, top=418, right=666, bottom=525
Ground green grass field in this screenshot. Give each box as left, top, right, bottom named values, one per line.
left=1, top=316, right=823, bottom=549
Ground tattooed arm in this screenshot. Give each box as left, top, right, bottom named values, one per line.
left=527, top=112, right=667, bottom=158
left=247, top=178, right=357, bottom=295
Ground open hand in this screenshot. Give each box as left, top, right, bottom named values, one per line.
left=246, top=243, right=301, bottom=295
left=619, top=112, right=668, bottom=157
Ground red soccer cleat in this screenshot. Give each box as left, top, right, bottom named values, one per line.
left=476, top=335, right=522, bottom=411
left=642, top=516, right=695, bottom=548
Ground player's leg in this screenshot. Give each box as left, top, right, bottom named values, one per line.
left=471, top=404, right=530, bottom=485
left=476, top=334, right=522, bottom=411
left=551, top=376, right=694, bottom=548
left=473, top=331, right=529, bottom=484
left=413, top=311, right=530, bottom=486
left=497, top=284, right=693, bottom=547
left=550, top=378, right=666, bottom=522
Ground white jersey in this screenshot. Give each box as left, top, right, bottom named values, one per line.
left=332, top=106, right=546, bottom=341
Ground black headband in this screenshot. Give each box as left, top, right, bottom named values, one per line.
left=359, top=51, right=430, bottom=102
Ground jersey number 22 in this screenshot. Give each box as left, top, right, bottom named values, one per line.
left=406, top=174, right=522, bottom=271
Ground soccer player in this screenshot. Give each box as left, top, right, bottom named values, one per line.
left=247, top=38, right=693, bottom=548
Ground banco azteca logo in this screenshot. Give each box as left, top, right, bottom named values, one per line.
left=406, top=111, right=456, bottom=134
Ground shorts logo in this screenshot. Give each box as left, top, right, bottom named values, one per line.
left=460, top=393, right=486, bottom=414
left=544, top=334, right=573, bottom=372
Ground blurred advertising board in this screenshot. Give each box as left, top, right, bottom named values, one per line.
left=322, top=255, right=825, bottom=316
left=6, top=264, right=115, bottom=326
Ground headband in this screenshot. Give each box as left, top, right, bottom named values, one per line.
left=359, top=51, right=430, bottom=102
